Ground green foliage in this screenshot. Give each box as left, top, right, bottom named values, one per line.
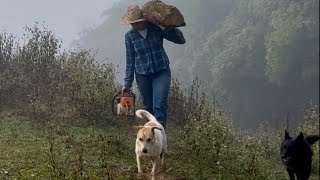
left=167, top=76, right=188, bottom=126
left=180, top=93, right=285, bottom=179
left=297, top=102, right=319, bottom=176
left=200, top=0, right=319, bottom=126
left=59, top=50, right=116, bottom=121
left=179, top=103, right=319, bottom=179
left=183, top=108, right=230, bottom=179
left=168, top=78, right=290, bottom=179
left=265, top=0, right=319, bottom=85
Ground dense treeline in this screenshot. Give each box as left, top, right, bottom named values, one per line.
left=75, top=0, right=319, bottom=127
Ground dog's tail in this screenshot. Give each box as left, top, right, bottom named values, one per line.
left=305, top=135, right=320, bottom=146
left=135, top=109, right=158, bottom=123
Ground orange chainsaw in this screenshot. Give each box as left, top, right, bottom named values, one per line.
left=112, top=90, right=136, bottom=116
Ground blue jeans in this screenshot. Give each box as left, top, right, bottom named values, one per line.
left=135, top=69, right=171, bottom=127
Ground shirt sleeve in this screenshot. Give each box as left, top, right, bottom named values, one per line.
left=162, top=27, right=186, bottom=44
left=124, top=33, right=135, bottom=88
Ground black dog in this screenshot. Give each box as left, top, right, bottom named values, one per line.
left=280, top=130, right=319, bottom=180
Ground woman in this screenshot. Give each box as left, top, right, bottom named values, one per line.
left=120, top=5, right=186, bottom=128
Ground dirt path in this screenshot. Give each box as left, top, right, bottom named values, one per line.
left=131, top=172, right=187, bottom=180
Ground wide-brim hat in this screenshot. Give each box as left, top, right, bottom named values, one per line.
left=120, top=5, right=146, bottom=25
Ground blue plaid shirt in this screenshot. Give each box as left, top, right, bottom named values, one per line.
left=124, top=23, right=186, bottom=88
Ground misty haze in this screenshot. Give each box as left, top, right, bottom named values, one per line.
left=0, top=0, right=319, bottom=179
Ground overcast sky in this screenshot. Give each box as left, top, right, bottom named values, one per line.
left=0, top=0, right=119, bottom=48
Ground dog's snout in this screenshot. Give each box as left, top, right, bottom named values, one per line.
left=142, top=148, right=148, bottom=153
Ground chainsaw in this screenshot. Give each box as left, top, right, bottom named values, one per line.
left=112, top=90, right=136, bottom=116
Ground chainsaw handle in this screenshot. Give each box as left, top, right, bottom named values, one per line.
left=111, top=92, right=119, bottom=115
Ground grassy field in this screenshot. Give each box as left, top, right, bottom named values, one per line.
left=0, top=112, right=190, bottom=179
left=0, top=111, right=319, bottom=180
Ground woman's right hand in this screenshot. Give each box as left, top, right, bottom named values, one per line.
left=121, top=86, right=130, bottom=95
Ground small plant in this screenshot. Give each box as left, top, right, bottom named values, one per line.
left=46, top=123, right=65, bottom=179
left=297, top=102, right=319, bottom=176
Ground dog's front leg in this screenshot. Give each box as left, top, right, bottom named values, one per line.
left=286, top=169, right=295, bottom=180
left=151, top=157, right=160, bottom=179
left=160, top=152, right=166, bottom=170
left=136, top=155, right=143, bottom=173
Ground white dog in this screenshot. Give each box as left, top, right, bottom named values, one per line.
left=135, top=109, right=167, bottom=179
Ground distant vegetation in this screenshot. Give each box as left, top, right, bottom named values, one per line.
left=0, top=25, right=319, bottom=179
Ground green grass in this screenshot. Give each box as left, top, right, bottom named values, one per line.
left=0, top=113, right=187, bottom=179
left=0, top=112, right=319, bottom=180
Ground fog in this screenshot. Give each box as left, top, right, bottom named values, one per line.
left=0, top=0, right=119, bottom=48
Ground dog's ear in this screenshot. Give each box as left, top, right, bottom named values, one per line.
left=151, top=126, right=162, bottom=132
left=285, top=130, right=291, bottom=139
left=296, top=132, right=304, bottom=141
left=305, top=135, right=320, bottom=146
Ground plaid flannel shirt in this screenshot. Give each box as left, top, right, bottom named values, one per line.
left=124, top=23, right=186, bottom=88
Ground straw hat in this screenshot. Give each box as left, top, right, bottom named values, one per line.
left=120, top=5, right=146, bottom=25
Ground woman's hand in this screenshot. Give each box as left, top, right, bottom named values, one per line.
left=122, top=86, right=130, bottom=95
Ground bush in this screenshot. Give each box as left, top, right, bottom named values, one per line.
left=0, top=24, right=117, bottom=123
left=297, top=102, right=319, bottom=176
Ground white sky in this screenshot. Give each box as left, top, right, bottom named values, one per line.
left=0, top=0, right=119, bottom=48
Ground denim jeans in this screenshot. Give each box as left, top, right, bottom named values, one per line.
left=135, top=69, right=171, bottom=128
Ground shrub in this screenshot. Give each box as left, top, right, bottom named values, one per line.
left=0, top=24, right=117, bottom=123
left=297, top=102, right=319, bottom=176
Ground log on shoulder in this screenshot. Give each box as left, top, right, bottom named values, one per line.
left=142, top=0, right=186, bottom=29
